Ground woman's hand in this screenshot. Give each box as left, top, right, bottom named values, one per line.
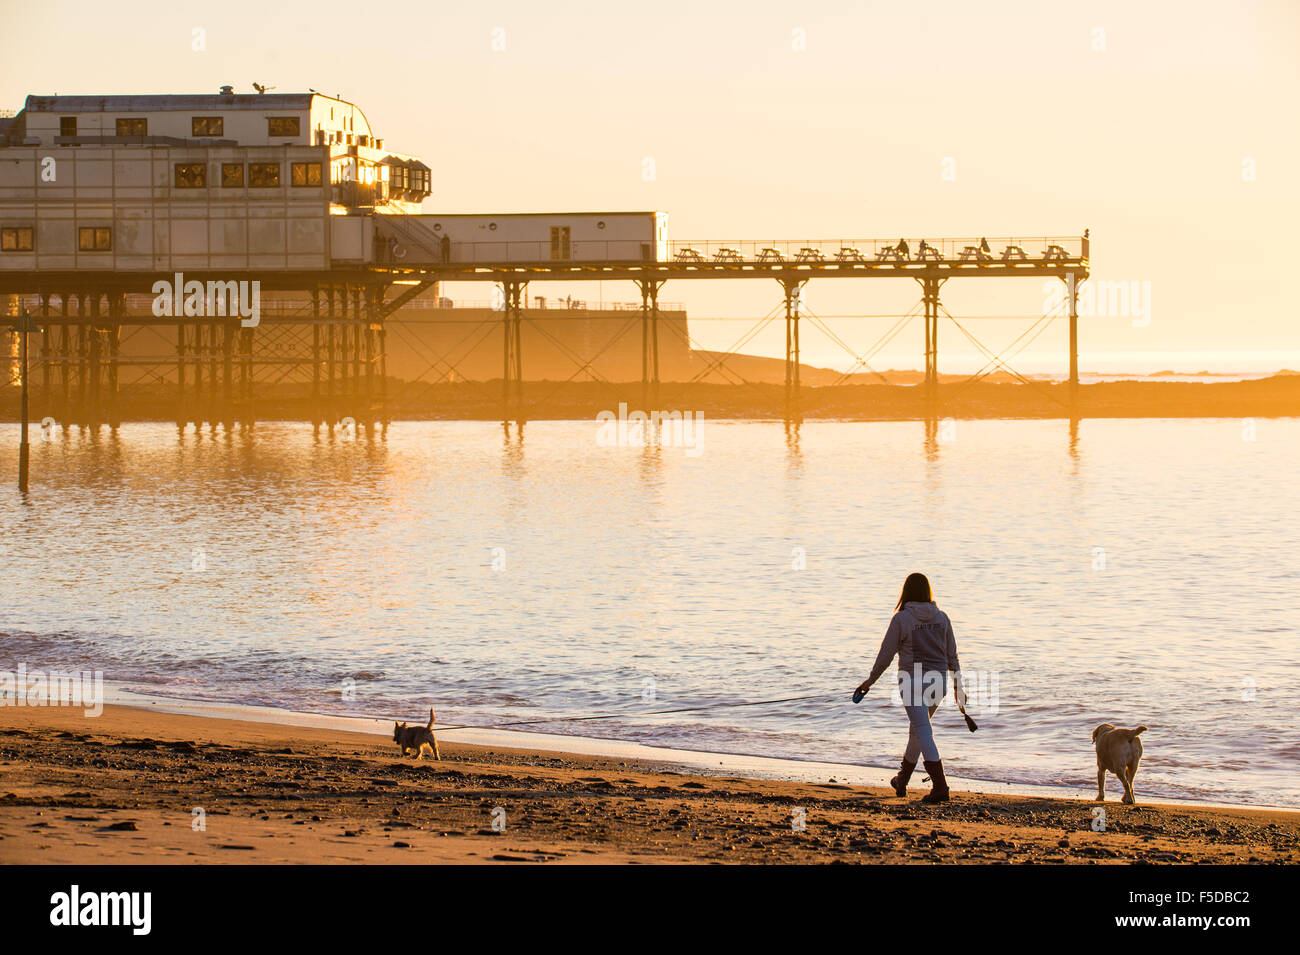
left=855, top=680, right=871, bottom=696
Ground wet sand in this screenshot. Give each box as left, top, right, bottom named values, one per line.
left=2, top=704, right=1297, bottom=864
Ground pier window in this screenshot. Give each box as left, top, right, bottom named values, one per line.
left=174, top=163, right=208, bottom=188
left=115, top=117, right=147, bottom=136
left=221, top=163, right=244, bottom=187
left=78, top=227, right=112, bottom=252
left=267, top=116, right=300, bottom=137
left=1, top=227, right=34, bottom=252
left=249, top=163, right=281, bottom=187
left=192, top=116, right=224, bottom=137
left=291, top=161, right=323, bottom=186
left=59, top=117, right=77, bottom=137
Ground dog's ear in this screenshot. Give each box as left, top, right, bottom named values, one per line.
left=1091, top=724, right=1106, bottom=742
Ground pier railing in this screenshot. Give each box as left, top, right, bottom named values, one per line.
left=378, top=234, right=1087, bottom=267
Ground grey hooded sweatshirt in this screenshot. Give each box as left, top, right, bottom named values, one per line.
left=865, top=601, right=961, bottom=687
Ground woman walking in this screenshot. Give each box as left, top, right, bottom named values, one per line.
left=854, top=572, right=964, bottom=803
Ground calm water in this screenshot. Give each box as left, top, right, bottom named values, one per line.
left=2, top=417, right=1297, bottom=807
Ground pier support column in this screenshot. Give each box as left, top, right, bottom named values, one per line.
left=919, top=277, right=945, bottom=409
left=58, top=295, right=71, bottom=428
left=500, top=279, right=525, bottom=421
left=1064, top=271, right=1081, bottom=414
left=781, top=278, right=807, bottom=418
left=239, top=322, right=255, bottom=429
left=39, top=293, right=51, bottom=399
left=87, top=294, right=102, bottom=430
left=106, top=293, right=122, bottom=430
left=364, top=284, right=379, bottom=430
left=326, top=285, right=337, bottom=427
left=351, top=284, right=364, bottom=416
left=311, top=288, right=322, bottom=428
left=638, top=278, right=664, bottom=405
left=222, top=317, right=235, bottom=431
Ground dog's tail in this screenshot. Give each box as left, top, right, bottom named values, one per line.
left=426, top=706, right=436, bottom=730
left=1118, top=725, right=1149, bottom=741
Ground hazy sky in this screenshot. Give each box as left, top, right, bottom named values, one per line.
left=3, top=0, right=1297, bottom=373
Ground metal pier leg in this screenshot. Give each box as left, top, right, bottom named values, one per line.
left=222, top=318, right=234, bottom=431
left=311, top=287, right=322, bottom=428
left=73, top=297, right=87, bottom=427
left=781, top=279, right=805, bottom=418
left=39, top=294, right=51, bottom=400
left=340, top=286, right=349, bottom=417
left=240, top=324, right=254, bottom=429
left=106, top=294, right=121, bottom=430
left=1066, top=271, right=1080, bottom=415
left=639, top=279, right=663, bottom=406
left=376, top=283, right=389, bottom=428
left=352, top=285, right=364, bottom=419
left=920, top=278, right=943, bottom=410
left=176, top=320, right=187, bottom=431
left=379, top=323, right=389, bottom=429
left=501, top=280, right=525, bottom=421
left=193, top=319, right=204, bottom=432
left=208, top=320, right=219, bottom=431
left=327, top=285, right=337, bottom=427
left=364, top=285, right=377, bottom=429
left=87, top=294, right=102, bottom=431
left=58, top=295, right=71, bottom=428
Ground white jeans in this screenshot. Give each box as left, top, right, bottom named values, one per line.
left=899, top=669, right=947, bottom=763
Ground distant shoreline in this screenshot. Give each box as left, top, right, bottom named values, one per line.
left=3, top=375, right=1299, bottom=424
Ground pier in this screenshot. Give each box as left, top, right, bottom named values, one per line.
left=4, top=233, right=1088, bottom=428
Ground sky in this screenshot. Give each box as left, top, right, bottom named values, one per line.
left=2, top=0, right=1297, bottom=374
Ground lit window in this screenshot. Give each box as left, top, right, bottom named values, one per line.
left=221, top=164, right=244, bottom=187
left=78, top=227, right=112, bottom=252
left=174, top=163, right=207, bottom=188
left=192, top=116, right=224, bottom=137
left=291, top=162, right=323, bottom=186
left=115, top=118, right=147, bottom=136
left=267, top=116, right=300, bottom=137
left=1, top=227, right=35, bottom=252
left=249, top=163, right=281, bottom=187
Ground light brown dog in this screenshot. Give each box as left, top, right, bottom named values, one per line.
left=1092, top=723, right=1147, bottom=804
left=393, top=707, right=441, bottom=760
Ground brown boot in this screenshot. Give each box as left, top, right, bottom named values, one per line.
left=921, top=760, right=950, bottom=804
left=890, top=759, right=917, bottom=797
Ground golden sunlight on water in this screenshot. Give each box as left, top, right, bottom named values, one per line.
left=2, top=417, right=1297, bottom=806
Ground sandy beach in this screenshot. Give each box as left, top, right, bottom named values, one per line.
left=2, top=704, right=1296, bottom=865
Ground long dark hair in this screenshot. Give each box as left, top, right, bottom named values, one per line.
left=895, top=572, right=933, bottom=611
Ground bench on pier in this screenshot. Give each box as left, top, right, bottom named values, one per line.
left=795, top=247, right=825, bottom=262
left=675, top=248, right=705, bottom=263
left=836, top=247, right=866, bottom=262
left=916, top=241, right=942, bottom=261
left=958, top=246, right=992, bottom=263
left=757, top=248, right=786, bottom=263
left=1001, top=244, right=1028, bottom=261
left=1042, top=244, right=1069, bottom=262
left=714, top=248, right=743, bottom=263
left=876, top=245, right=907, bottom=262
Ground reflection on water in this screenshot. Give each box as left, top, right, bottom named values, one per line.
left=2, top=417, right=1298, bottom=806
